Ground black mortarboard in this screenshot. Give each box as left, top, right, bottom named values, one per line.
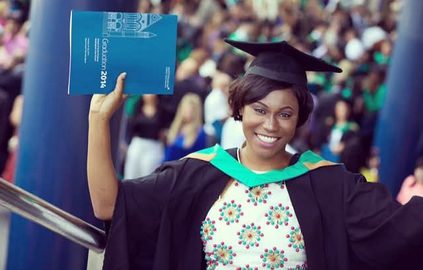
left=224, top=39, right=342, bottom=87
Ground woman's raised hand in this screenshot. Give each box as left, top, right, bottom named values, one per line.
left=87, top=73, right=127, bottom=219
left=89, top=72, right=128, bottom=121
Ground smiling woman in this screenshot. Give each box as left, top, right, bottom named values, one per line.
left=237, top=85, right=299, bottom=170
left=87, top=39, right=423, bottom=270
left=228, top=74, right=308, bottom=171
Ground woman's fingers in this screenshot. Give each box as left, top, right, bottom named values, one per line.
left=114, top=72, right=127, bottom=97
left=89, top=73, right=128, bottom=118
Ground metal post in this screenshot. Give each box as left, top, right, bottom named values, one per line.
left=6, top=1, right=138, bottom=269
left=375, top=0, right=423, bottom=195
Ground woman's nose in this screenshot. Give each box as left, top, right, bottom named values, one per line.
left=263, top=116, right=278, bottom=131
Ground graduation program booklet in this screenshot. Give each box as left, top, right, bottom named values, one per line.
left=68, top=10, right=177, bottom=95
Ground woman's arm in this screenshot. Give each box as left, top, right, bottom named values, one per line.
left=87, top=72, right=127, bottom=220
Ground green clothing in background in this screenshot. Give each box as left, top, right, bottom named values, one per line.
left=363, top=84, right=387, bottom=112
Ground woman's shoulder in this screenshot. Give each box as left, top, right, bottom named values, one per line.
left=307, top=162, right=362, bottom=179
left=121, top=159, right=188, bottom=186
left=153, top=157, right=214, bottom=177
left=299, top=150, right=365, bottom=183
left=121, top=156, right=227, bottom=195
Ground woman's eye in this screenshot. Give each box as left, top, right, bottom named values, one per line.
left=280, top=112, right=291, bottom=118
left=254, top=108, right=266, bottom=114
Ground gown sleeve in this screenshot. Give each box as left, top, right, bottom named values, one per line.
left=102, top=159, right=187, bottom=270
left=344, top=174, right=423, bottom=269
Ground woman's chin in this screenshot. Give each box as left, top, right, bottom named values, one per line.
left=251, top=144, right=285, bottom=161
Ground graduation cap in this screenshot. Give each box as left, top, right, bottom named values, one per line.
left=224, top=39, right=342, bottom=87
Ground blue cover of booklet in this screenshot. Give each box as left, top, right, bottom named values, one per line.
left=68, top=10, right=177, bottom=95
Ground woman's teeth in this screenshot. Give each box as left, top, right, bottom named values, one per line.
left=257, top=134, right=278, bottom=143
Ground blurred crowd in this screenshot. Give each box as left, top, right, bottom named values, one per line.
left=0, top=0, right=28, bottom=182
left=121, top=0, right=404, bottom=183
left=1, top=0, right=420, bottom=195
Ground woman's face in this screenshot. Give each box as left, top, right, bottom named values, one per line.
left=334, top=100, right=350, bottom=121
left=241, top=89, right=299, bottom=161
left=143, top=94, right=157, bottom=103
left=181, top=102, right=195, bottom=123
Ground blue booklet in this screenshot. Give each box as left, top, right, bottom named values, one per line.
left=68, top=10, right=177, bottom=95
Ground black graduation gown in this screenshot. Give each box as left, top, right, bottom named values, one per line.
left=103, top=149, right=423, bottom=270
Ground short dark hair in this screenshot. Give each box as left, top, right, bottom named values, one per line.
left=228, top=74, right=314, bottom=127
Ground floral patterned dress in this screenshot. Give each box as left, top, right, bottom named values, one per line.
left=201, top=168, right=308, bottom=269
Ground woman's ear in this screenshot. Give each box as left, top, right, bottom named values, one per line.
left=234, top=107, right=243, bottom=121
left=234, top=115, right=243, bottom=121
left=232, top=107, right=243, bottom=121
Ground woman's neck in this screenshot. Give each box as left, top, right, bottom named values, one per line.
left=142, top=104, right=157, bottom=117
left=335, top=118, right=347, bottom=125
left=239, top=146, right=291, bottom=172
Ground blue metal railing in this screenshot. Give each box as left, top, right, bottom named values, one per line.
left=0, top=177, right=106, bottom=252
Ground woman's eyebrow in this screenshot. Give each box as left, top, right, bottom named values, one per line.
left=254, top=101, right=268, bottom=108
left=253, top=101, right=294, bottom=111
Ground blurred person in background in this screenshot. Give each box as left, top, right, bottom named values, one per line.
left=1, top=94, right=22, bottom=182
left=124, top=94, right=165, bottom=179
left=164, top=93, right=207, bottom=161
left=321, top=98, right=359, bottom=163
left=360, top=147, right=380, bottom=183
left=0, top=2, right=28, bottom=175
left=204, top=71, right=232, bottom=146
left=160, top=56, right=208, bottom=128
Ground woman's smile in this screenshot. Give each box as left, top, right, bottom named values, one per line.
left=255, top=133, right=280, bottom=145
